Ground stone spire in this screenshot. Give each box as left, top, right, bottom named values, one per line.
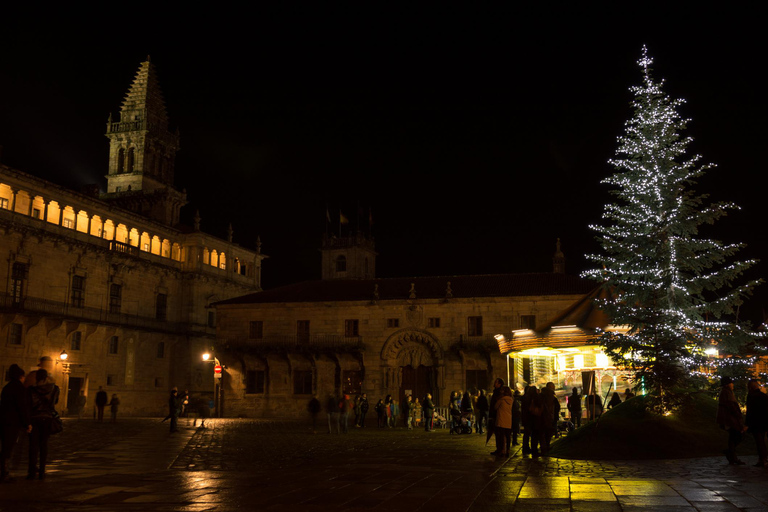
left=553, top=238, right=565, bottom=274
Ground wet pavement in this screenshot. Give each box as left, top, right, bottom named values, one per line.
left=0, top=417, right=766, bottom=511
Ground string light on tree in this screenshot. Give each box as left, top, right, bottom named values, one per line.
left=583, top=46, right=762, bottom=411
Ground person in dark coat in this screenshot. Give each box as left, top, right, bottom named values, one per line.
left=168, top=387, right=182, bottom=433
left=353, top=395, right=362, bottom=428
left=375, top=398, right=385, bottom=428
left=567, top=388, right=582, bottom=427
left=511, top=389, right=522, bottom=445
left=27, top=369, right=59, bottom=480
left=359, top=393, right=369, bottom=427
left=585, top=390, right=603, bottom=420
left=326, top=393, right=340, bottom=434
left=307, top=395, right=321, bottom=433
left=607, top=392, right=622, bottom=410
left=109, top=394, right=120, bottom=423
left=339, top=394, right=352, bottom=433
left=1, top=364, right=31, bottom=482
left=717, top=376, right=747, bottom=465
left=95, top=386, right=108, bottom=422
left=540, top=384, right=557, bottom=455
left=488, top=378, right=504, bottom=454
left=745, top=379, right=768, bottom=467
left=423, top=393, right=435, bottom=432
left=476, top=389, right=489, bottom=434
left=521, top=385, right=540, bottom=456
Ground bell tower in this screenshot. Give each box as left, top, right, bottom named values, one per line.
left=321, top=233, right=377, bottom=280
left=103, top=57, right=186, bottom=225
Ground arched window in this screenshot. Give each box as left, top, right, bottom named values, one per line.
left=117, top=148, right=125, bottom=173
left=336, top=255, right=347, bottom=272
left=126, top=148, right=135, bottom=173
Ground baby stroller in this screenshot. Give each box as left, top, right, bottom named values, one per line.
left=450, top=410, right=473, bottom=435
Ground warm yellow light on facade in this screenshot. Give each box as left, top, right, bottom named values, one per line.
left=574, top=354, right=584, bottom=368
left=595, top=353, right=610, bottom=367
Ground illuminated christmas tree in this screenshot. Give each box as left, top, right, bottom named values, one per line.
left=584, top=47, right=761, bottom=408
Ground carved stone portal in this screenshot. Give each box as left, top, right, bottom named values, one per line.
left=380, top=329, right=442, bottom=364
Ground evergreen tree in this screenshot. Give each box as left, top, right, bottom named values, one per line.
left=584, top=47, right=760, bottom=408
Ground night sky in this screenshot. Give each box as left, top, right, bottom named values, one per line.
left=2, top=6, right=766, bottom=323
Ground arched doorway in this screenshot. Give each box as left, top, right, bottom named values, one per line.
left=381, top=329, right=443, bottom=406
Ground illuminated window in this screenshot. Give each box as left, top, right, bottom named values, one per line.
left=0, top=198, right=8, bottom=209
left=62, top=218, right=74, bottom=229
left=468, top=316, right=483, bottom=336
left=342, top=370, right=362, bottom=395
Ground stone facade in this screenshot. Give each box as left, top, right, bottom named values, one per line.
left=0, top=59, right=265, bottom=416
left=214, top=238, right=595, bottom=419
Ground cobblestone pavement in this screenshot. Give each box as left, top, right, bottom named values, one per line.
left=0, top=417, right=767, bottom=511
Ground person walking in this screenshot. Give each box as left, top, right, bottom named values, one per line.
left=717, top=376, right=747, bottom=465
left=307, top=395, right=321, bottom=433
left=95, top=386, right=108, bottom=422
left=567, top=388, right=582, bottom=428
left=488, top=378, right=504, bottom=455
left=423, top=393, right=435, bottom=432
left=75, top=390, right=87, bottom=420
left=168, top=387, right=182, bottom=433
left=326, top=393, right=340, bottom=434
left=27, top=369, right=59, bottom=480
left=109, top=394, right=120, bottom=423
left=402, top=395, right=412, bottom=429
left=359, top=394, right=369, bottom=428
left=745, top=379, right=768, bottom=467
left=339, top=394, right=352, bottom=433
left=540, top=383, right=558, bottom=455
left=493, top=386, right=514, bottom=456
left=1, top=364, right=31, bottom=482
left=476, top=389, right=489, bottom=434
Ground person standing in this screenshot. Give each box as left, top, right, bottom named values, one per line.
left=339, top=394, right=352, bottom=434
left=391, top=400, right=400, bottom=428
left=717, top=376, right=747, bottom=465
left=476, top=389, right=489, bottom=435
left=353, top=395, right=362, bottom=428
left=488, top=378, right=504, bottom=455
left=109, top=394, right=120, bottom=423
left=384, top=395, right=393, bottom=428
left=511, top=389, right=522, bottom=446
left=1, top=364, right=31, bottom=482
left=567, top=388, right=582, bottom=428
left=359, top=393, right=369, bottom=428
left=585, top=389, right=603, bottom=421
left=27, top=369, right=59, bottom=480
left=423, top=393, right=435, bottom=432
left=402, top=395, right=412, bottom=429
left=607, top=392, right=622, bottom=410
left=326, top=393, right=340, bottom=434
left=745, top=379, right=768, bottom=467
left=168, top=387, right=182, bottom=433
left=540, top=383, right=557, bottom=455
left=307, top=395, right=321, bottom=433
left=412, top=398, right=422, bottom=429
left=493, top=386, right=514, bottom=456
left=95, top=386, right=108, bottom=423
left=375, top=399, right=386, bottom=428
left=623, top=388, right=635, bottom=400
left=24, top=356, right=54, bottom=388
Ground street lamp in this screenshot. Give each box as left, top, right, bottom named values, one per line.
left=201, top=351, right=224, bottom=417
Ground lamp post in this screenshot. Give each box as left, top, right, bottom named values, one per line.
left=58, top=349, right=71, bottom=413
left=202, top=351, right=223, bottom=418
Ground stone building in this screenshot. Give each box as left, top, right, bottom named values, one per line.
left=214, top=235, right=596, bottom=419
left=0, top=59, right=265, bottom=415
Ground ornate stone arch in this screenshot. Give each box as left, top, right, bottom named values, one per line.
left=380, top=329, right=443, bottom=366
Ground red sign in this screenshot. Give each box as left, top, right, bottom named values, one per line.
left=214, top=364, right=222, bottom=374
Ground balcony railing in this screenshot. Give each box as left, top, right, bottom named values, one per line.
left=0, top=292, right=183, bottom=333
left=225, top=334, right=364, bottom=352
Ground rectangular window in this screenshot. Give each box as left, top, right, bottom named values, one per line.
left=297, top=320, right=310, bottom=343
left=109, top=283, right=122, bottom=314
left=246, top=370, right=265, bottom=394
left=344, top=319, right=359, bottom=337
left=11, top=262, right=28, bottom=305
left=9, top=323, right=23, bottom=345
left=155, top=377, right=164, bottom=388
left=249, top=321, right=263, bottom=340
left=387, top=318, right=400, bottom=328
left=0, top=197, right=8, bottom=209
left=107, top=374, right=117, bottom=386
left=465, top=370, right=488, bottom=392
left=71, top=331, right=82, bottom=351
left=156, top=293, right=167, bottom=321
left=108, top=336, right=119, bottom=355
left=157, top=341, right=165, bottom=358
left=468, top=316, right=483, bottom=337
left=428, top=317, right=441, bottom=328
left=32, top=208, right=41, bottom=219
left=293, top=370, right=313, bottom=395
left=520, top=315, right=536, bottom=329
left=62, top=218, right=74, bottom=228
left=71, top=275, right=85, bottom=308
